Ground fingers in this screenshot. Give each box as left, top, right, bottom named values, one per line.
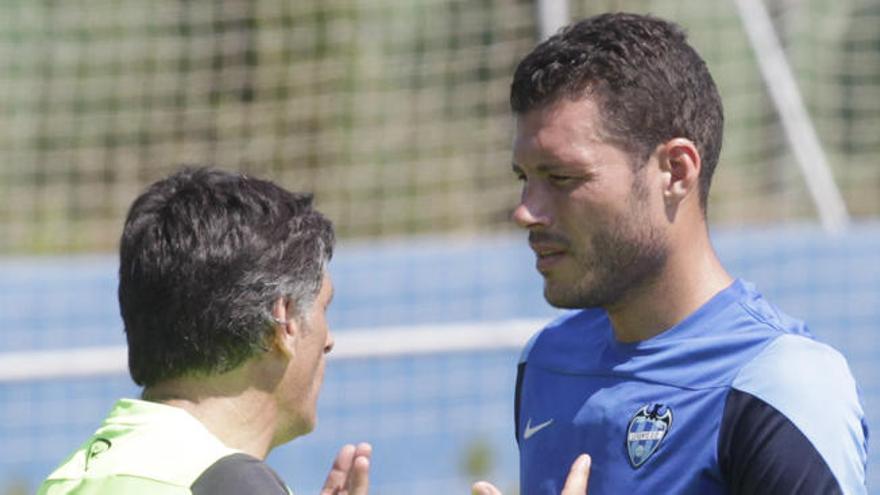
left=320, top=443, right=373, bottom=495
left=560, top=454, right=591, bottom=495
left=354, top=442, right=372, bottom=461
left=348, top=443, right=372, bottom=495
left=321, top=444, right=355, bottom=494
left=471, top=481, right=503, bottom=495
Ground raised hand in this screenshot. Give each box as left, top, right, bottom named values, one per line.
left=320, top=443, right=372, bottom=495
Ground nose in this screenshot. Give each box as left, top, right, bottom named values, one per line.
left=324, top=332, right=335, bottom=355
left=512, top=184, right=551, bottom=228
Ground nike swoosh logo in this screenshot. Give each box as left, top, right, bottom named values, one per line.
left=523, top=418, right=554, bottom=440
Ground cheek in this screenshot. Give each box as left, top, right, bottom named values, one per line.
left=308, top=344, right=323, bottom=378
left=310, top=356, right=327, bottom=404
left=559, top=196, right=611, bottom=235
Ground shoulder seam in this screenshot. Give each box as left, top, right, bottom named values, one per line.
left=729, top=332, right=781, bottom=388
left=731, top=331, right=838, bottom=390
left=736, top=300, right=786, bottom=334
left=729, top=300, right=801, bottom=388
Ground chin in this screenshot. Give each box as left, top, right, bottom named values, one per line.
left=300, top=413, right=317, bottom=436
left=544, top=287, right=585, bottom=309
left=544, top=280, right=611, bottom=309
left=281, top=414, right=317, bottom=444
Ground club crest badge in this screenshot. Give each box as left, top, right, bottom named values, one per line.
left=626, top=403, right=672, bottom=468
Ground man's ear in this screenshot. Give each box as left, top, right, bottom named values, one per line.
left=660, top=138, right=701, bottom=205
left=271, top=297, right=297, bottom=358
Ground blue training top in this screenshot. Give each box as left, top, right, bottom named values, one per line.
left=515, top=279, right=868, bottom=494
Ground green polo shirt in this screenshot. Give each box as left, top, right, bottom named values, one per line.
left=38, top=398, right=292, bottom=494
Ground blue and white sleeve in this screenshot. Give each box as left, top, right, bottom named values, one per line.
left=718, top=334, right=868, bottom=495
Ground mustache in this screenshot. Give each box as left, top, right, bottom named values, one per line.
left=528, top=231, right=571, bottom=248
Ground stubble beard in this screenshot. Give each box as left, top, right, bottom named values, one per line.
left=543, top=197, right=668, bottom=310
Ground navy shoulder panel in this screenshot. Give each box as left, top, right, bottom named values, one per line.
left=191, top=453, right=288, bottom=495
left=729, top=334, right=867, bottom=494
left=718, top=388, right=842, bottom=494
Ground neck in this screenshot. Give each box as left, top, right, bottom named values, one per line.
left=143, top=368, right=279, bottom=459
left=606, top=228, right=733, bottom=343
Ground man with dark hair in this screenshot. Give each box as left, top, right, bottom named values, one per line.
left=38, top=168, right=371, bottom=494
left=474, top=13, right=867, bottom=495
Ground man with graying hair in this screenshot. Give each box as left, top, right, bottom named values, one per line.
left=38, top=167, right=371, bottom=495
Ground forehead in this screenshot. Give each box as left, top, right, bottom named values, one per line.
left=513, top=98, right=609, bottom=166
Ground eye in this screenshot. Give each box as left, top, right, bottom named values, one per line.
left=513, top=170, right=527, bottom=182
left=548, top=174, right=575, bottom=185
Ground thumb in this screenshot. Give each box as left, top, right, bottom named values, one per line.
left=471, top=481, right=503, bottom=495
left=561, top=454, right=591, bottom=495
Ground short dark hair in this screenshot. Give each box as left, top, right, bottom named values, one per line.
left=511, top=13, right=724, bottom=210
left=118, top=167, right=335, bottom=387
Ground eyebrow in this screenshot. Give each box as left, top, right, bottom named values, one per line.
left=511, top=162, right=574, bottom=174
